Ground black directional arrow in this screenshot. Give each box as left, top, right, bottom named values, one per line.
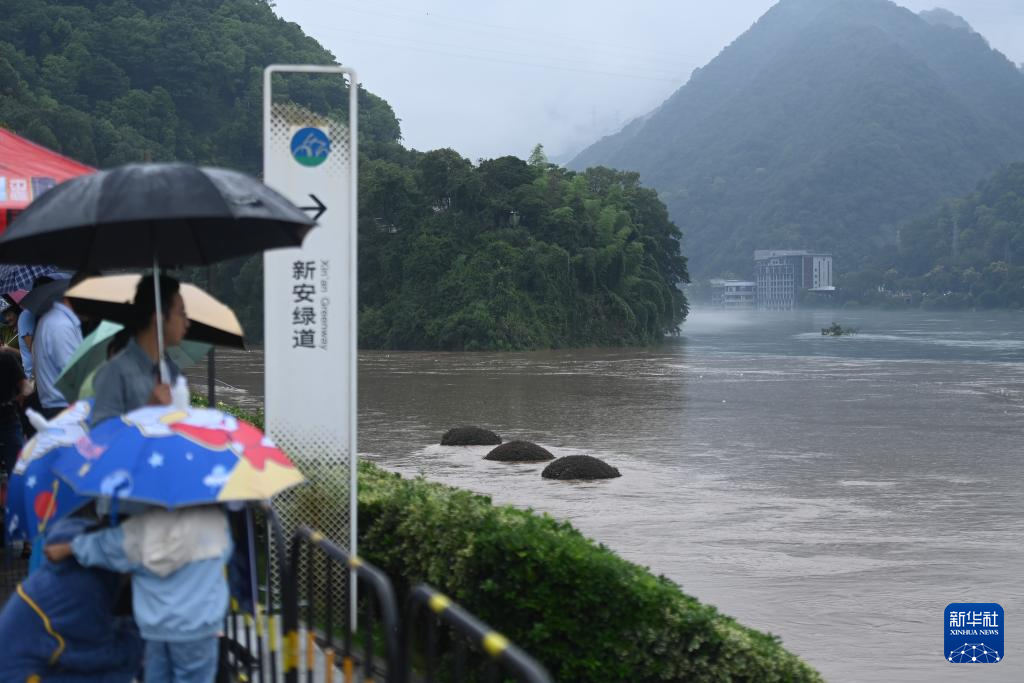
left=300, top=194, right=326, bottom=221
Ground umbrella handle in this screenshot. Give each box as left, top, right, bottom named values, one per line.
left=108, top=480, right=132, bottom=527
left=25, top=408, right=50, bottom=434
left=153, top=256, right=169, bottom=384
left=36, top=480, right=60, bottom=535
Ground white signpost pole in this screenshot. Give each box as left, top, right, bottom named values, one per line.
left=261, top=65, right=358, bottom=580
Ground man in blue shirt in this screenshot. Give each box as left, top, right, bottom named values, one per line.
left=33, top=279, right=83, bottom=418
left=11, top=273, right=70, bottom=381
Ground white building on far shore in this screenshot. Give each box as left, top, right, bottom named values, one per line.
left=710, top=279, right=756, bottom=310
left=754, top=250, right=834, bottom=311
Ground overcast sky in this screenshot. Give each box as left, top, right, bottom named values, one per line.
left=272, top=0, right=1024, bottom=162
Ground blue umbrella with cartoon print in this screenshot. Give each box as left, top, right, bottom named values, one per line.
left=51, top=404, right=305, bottom=509
left=5, top=400, right=93, bottom=571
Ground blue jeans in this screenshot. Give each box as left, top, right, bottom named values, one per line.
left=144, top=637, right=218, bottom=683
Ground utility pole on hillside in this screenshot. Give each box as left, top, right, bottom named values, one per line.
left=951, top=216, right=959, bottom=264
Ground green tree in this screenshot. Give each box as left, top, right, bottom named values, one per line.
left=527, top=142, right=548, bottom=167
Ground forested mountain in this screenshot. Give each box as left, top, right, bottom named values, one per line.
left=0, top=0, right=688, bottom=349
left=570, top=0, right=1024, bottom=280
left=838, top=162, right=1024, bottom=309
left=0, top=0, right=403, bottom=169
left=0, top=0, right=403, bottom=334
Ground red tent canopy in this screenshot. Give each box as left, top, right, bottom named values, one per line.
left=0, top=128, right=94, bottom=232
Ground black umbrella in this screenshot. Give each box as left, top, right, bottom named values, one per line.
left=0, top=162, right=315, bottom=381
left=0, top=163, right=315, bottom=270
left=19, top=278, right=71, bottom=316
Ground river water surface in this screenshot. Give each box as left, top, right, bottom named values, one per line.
left=191, top=308, right=1024, bottom=682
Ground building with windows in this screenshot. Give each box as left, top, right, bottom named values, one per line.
left=753, top=250, right=834, bottom=310
left=710, top=279, right=756, bottom=309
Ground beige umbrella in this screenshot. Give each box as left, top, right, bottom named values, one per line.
left=66, top=274, right=244, bottom=349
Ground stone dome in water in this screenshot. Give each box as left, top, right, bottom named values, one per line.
left=484, top=440, right=555, bottom=462
left=440, top=426, right=502, bottom=446
left=542, top=455, right=621, bottom=480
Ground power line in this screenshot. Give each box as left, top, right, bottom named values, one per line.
left=292, top=0, right=704, bottom=69
left=341, top=0, right=703, bottom=61
left=314, top=24, right=689, bottom=81
left=348, top=1, right=700, bottom=63
left=321, top=27, right=686, bottom=83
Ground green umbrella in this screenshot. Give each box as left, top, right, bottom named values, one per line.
left=56, top=320, right=211, bottom=401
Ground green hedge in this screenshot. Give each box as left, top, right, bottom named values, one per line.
left=191, top=393, right=265, bottom=428
left=357, top=462, right=823, bottom=682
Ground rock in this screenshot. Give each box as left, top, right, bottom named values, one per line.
left=440, top=426, right=502, bottom=446
left=542, top=455, right=621, bottom=480
left=484, top=440, right=554, bottom=462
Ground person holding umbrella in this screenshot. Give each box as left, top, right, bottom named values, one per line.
left=90, top=274, right=190, bottom=426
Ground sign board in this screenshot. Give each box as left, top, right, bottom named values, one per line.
left=262, top=65, right=358, bottom=557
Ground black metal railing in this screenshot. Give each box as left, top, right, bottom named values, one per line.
left=219, top=503, right=292, bottom=683
left=402, top=585, right=552, bottom=683
left=284, top=526, right=402, bottom=683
